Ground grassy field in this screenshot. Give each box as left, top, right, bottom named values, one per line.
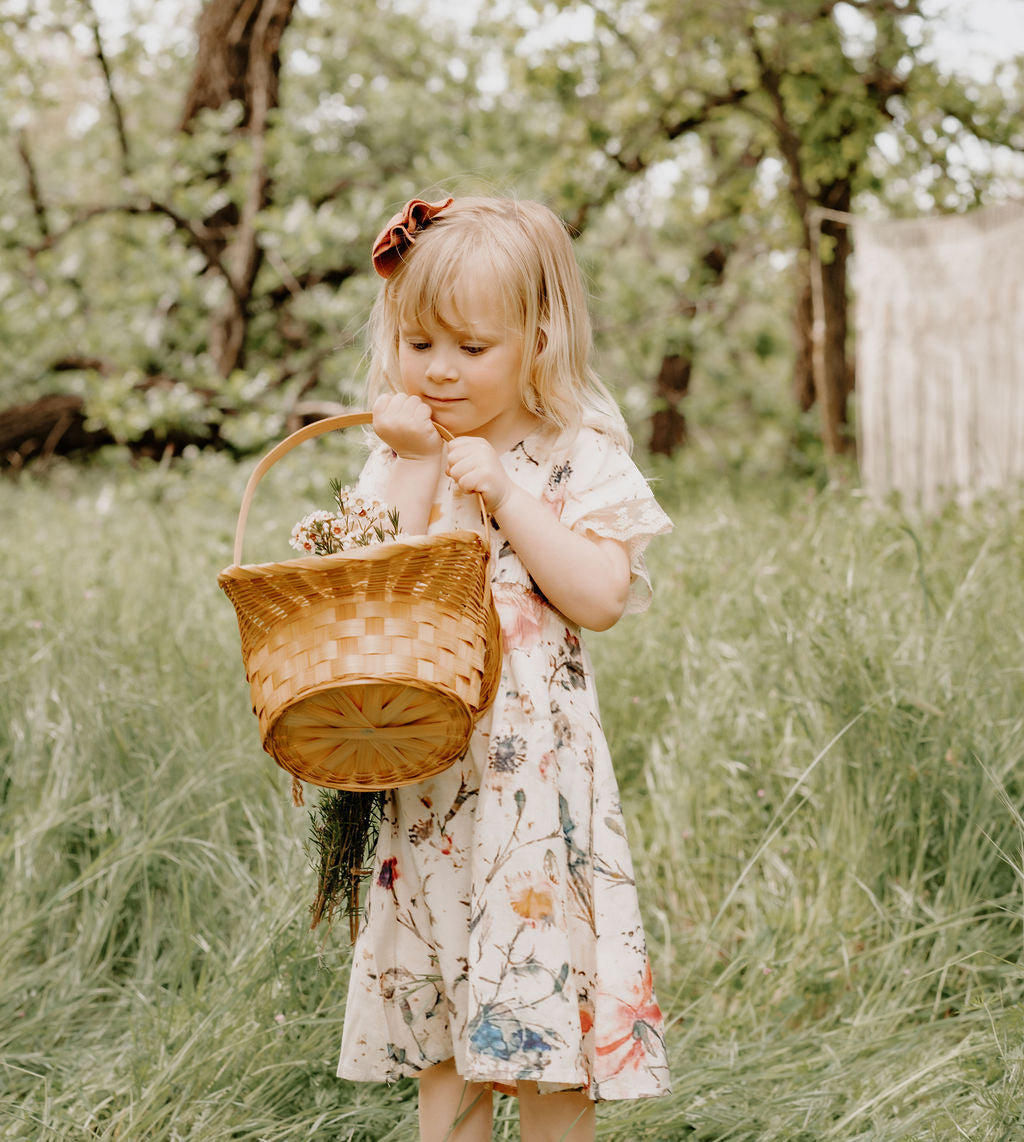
left=3, top=442, right=1024, bottom=1140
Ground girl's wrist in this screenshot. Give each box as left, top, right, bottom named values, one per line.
left=393, top=448, right=443, bottom=467
left=488, top=479, right=514, bottom=515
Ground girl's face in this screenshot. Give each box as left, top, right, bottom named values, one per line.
left=397, top=271, right=538, bottom=451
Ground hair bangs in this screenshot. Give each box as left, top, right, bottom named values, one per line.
left=396, top=223, right=525, bottom=340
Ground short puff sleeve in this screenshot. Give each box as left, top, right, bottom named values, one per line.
left=553, top=430, right=673, bottom=614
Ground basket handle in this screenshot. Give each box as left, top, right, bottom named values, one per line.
left=230, top=410, right=487, bottom=565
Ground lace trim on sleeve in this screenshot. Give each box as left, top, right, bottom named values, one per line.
left=571, top=500, right=673, bottom=614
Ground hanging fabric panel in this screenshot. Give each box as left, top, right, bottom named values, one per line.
left=854, top=202, right=1024, bottom=511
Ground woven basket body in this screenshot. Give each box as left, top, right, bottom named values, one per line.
left=217, top=413, right=501, bottom=791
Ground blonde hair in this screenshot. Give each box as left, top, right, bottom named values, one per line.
left=366, top=196, right=630, bottom=448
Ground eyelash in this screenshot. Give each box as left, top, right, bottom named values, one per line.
left=405, top=341, right=486, bottom=355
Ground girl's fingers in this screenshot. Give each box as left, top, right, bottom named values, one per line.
left=446, top=453, right=486, bottom=484
left=374, top=393, right=430, bottom=427
left=447, top=458, right=509, bottom=512
left=446, top=437, right=493, bottom=466
left=373, top=393, right=441, bottom=458
left=443, top=438, right=511, bottom=509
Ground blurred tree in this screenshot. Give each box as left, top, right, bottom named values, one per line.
left=494, top=0, right=1022, bottom=455
left=0, top=0, right=496, bottom=463
left=0, top=0, right=1020, bottom=466
left=178, top=0, right=298, bottom=378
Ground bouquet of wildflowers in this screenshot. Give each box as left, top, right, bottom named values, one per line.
left=289, top=480, right=402, bottom=556
left=290, top=479, right=400, bottom=937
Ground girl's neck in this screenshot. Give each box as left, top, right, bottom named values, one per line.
left=472, top=409, right=547, bottom=455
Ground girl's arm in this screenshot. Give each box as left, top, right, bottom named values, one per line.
left=371, top=393, right=444, bottom=534
left=446, top=436, right=631, bottom=632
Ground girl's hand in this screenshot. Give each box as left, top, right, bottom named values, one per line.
left=372, top=393, right=442, bottom=460
left=446, top=436, right=512, bottom=513
left=374, top=393, right=444, bottom=535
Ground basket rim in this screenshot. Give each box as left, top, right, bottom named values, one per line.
left=229, top=410, right=489, bottom=567
left=217, top=526, right=489, bottom=582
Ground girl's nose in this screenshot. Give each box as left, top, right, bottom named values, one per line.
left=425, top=347, right=457, bottom=383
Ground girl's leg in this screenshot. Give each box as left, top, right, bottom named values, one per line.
left=517, top=1082, right=595, bottom=1142
left=418, top=1058, right=494, bottom=1142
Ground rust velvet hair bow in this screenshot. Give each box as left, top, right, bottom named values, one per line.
left=371, top=196, right=454, bottom=278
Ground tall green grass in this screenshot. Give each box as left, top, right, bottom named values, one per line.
left=2, top=447, right=1023, bottom=1140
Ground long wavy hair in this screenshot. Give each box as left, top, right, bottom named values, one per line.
left=366, top=196, right=630, bottom=448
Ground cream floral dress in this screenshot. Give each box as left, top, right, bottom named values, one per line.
left=337, top=424, right=673, bottom=1100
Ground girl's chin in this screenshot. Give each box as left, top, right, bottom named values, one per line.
left=422, top=402, right=477, bottom=433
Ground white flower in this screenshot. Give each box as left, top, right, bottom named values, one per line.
left=288, top=525, right=311, bottom=552
left=290, top=490, right=400, bottom=556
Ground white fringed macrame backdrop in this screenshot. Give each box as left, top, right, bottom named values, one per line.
left=854, top=202, right=1024, bottom=511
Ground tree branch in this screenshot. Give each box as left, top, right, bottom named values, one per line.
left=263, top=263, right=359, bottom=307
left=15, top=129, right=49, bottom=240
left=746, top=28, right=812, bottom=230
left=843, top=0, right=923, bottom=15
left=558, top=82, right=756, bottom=234
left=82, top=0, right=132, bottom=176
left=610, top=84, right=752, bottom=176
left=26, top=199, right=245, bottom=302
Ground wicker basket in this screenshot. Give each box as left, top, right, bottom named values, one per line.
left=217, top=412, right=501, bottom=791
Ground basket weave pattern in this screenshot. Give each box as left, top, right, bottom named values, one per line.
left=218, top=413, right=501, bottom=791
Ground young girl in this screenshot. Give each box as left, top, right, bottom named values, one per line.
left=337, top=195, right=673, bottom=1141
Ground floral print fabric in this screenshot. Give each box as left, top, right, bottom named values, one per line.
left=337, top=426, right=673, bottom=1100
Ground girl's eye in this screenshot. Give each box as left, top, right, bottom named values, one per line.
left=407, top=340, right=431, bottom=352
left=462, top=345, right=487, bottom=356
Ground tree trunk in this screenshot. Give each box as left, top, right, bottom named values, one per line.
left=648, top=237, right=733, bottom=456
left=792, top=202, right=854, bottom=454
left=0, top=389, right=245, bottom=469
left=750, top=39, right=854, bottom=454
left=820, top=184, right=853, bottom=450
left=180, top=0, right=298, bottom=377
left=0, top=395, right=108, bottom=468
left=808, top=180, right=853, bottom=454
left=649, top=353, right=691, bottom=455
left=793, top=266, right=816, bottom=412
left=180, top=0, right=296, bottom=131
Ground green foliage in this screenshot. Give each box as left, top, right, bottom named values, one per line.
left=3, top=451, right=1024, bottom=1137
left=307, top=787, right=384, bottom=932
left=487, top=0, right=1023, bottom=448
left=0, top=0, right=1021, bottom=464
left=0, top=0, right=513, bottom=450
